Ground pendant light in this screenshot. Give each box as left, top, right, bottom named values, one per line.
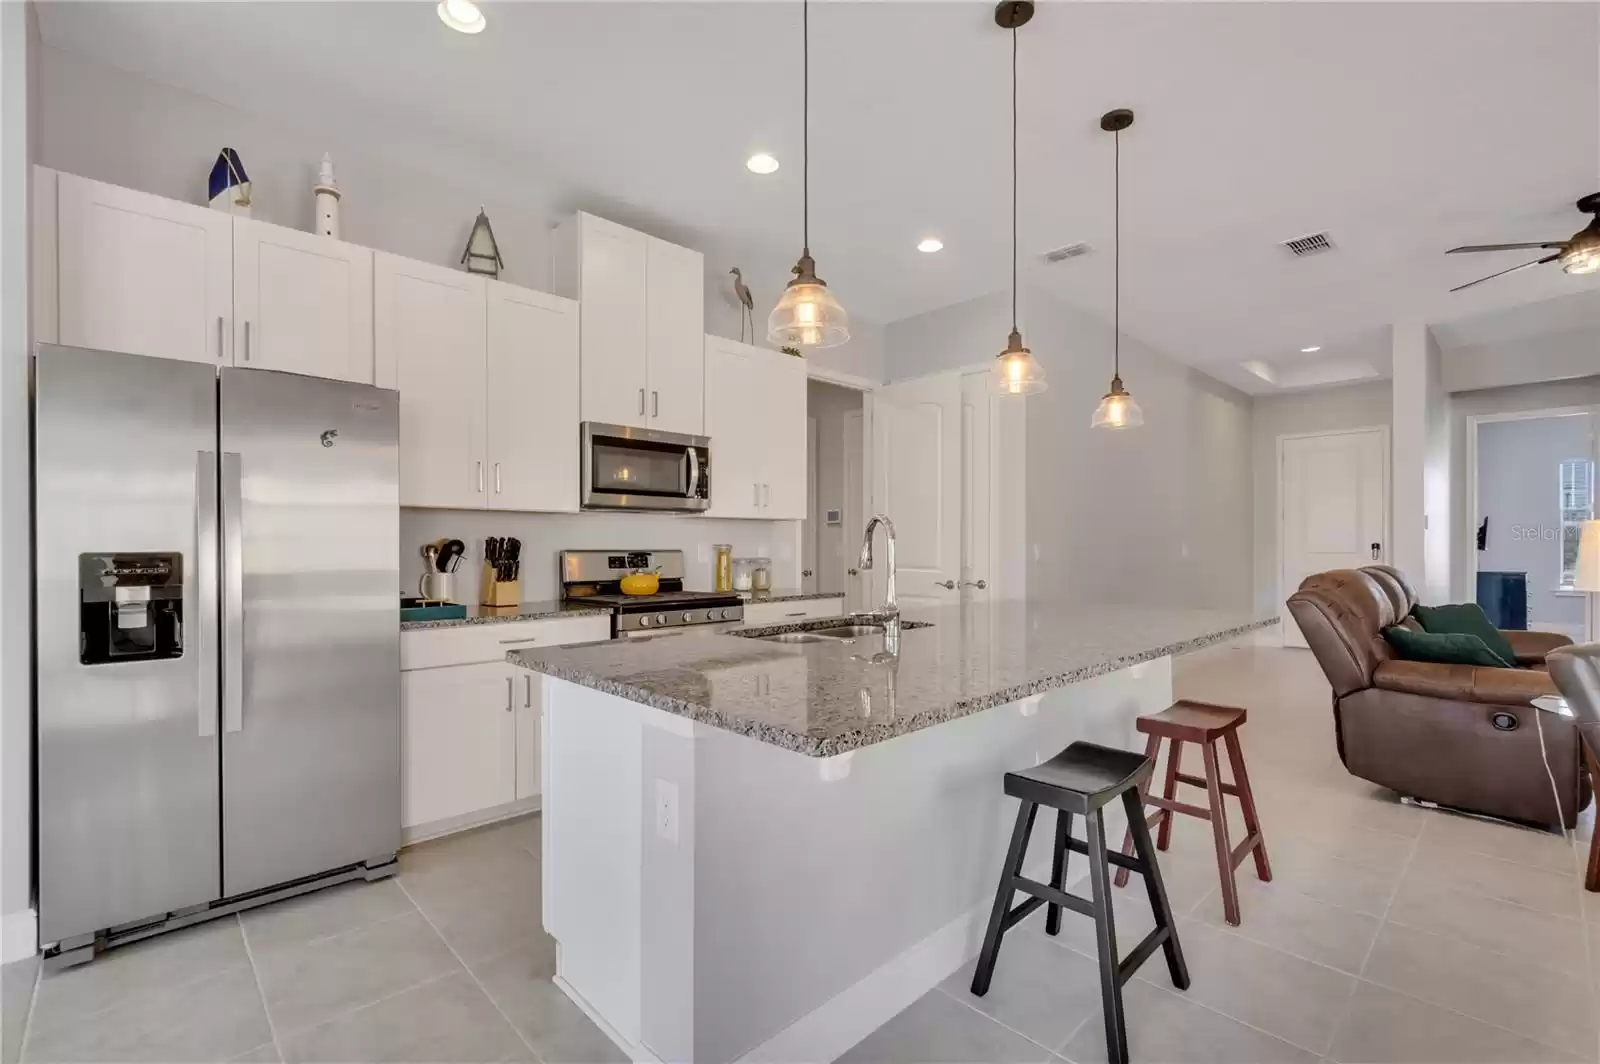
left=768, top=0, right=849, bottom=349
left=1091, top=108, right=1143, bottom=429
left=989, top=1, right=1047, bottom=397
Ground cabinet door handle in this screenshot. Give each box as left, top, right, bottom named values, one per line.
left=216, top=316, right=225, bottom=361
left=959, top=579, right=988, bottom=590
left=243, top=320, right=252, bottom=361
left=524, top=675, right=532, bottom=708
left=934, top=580, right=956, bottom=590
left=753, top=483, right=760, bottom=507
left=494, top=462, right=502, bottom=494
left=506, top=676, right=514, bottom=712
left=652, top=391, right=659, bottom=418
left=477, top=461, right=485, bottom=493
left=638, top=388, right=646, bottom=416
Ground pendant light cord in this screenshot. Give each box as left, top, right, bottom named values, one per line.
left=1113, top=127, right=1121, bottom=378
left=803, top=0, right=810, bottom=253
left=1010, top=24, right=1018, bottom=331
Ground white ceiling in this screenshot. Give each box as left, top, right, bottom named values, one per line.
left=36, top=1, right=1600, bottom=392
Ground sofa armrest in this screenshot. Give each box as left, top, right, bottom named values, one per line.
left=1372, top=659, right=1559, bottom=705
left=1502, top=629, right=1575, bottom=665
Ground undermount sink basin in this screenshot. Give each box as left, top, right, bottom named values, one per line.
left=807, top=624, right=886, bottom=639
left=760, top=632, right=839, bottom=644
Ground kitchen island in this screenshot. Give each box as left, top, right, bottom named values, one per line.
left=512, top=602, right=1274, bottom=1064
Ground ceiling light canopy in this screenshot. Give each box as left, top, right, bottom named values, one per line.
left=1560, top=220, right=1600, bottom=275
left=917, top=238, right=944, bottom=254
left=1091, top=108, right=1143, bottom=429
left=746, top=153, right=780, bottom=175
left=988, top=1, right=1046, bottom=398
left=437, top=0, right=485, bottom=34
left=769, top=0, right=849, bottom=350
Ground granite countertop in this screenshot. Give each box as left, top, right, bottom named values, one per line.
left=401, top=601, right=609, bottom=631
left=509, top=602, right=1276, bottom=756
left=738, top=589, right=846, bottom=604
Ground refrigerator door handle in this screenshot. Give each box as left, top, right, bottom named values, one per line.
left=195, top=450, right=219, bottom=737
left=221, top=451, right=245, bottom=733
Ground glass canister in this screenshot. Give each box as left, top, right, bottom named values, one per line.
left=713, top=544, right=733, bottom=593
left=732, top=557, right=757, bottom=592
left=751, top=557, right=773, bottom=592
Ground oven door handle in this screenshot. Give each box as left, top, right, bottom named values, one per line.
left=687, top=447, right=701, bottom=499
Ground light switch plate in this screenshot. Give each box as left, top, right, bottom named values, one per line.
left=655, top=779, right=679, bottom=844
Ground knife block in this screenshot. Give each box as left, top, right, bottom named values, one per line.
left=479, top=563, right=521, bottom=608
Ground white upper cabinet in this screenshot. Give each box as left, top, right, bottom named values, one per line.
left=232, top=218, right=374, bottom=383
left=55, top=172, right=233, bottom=365
left=644, top=237, right=706, bottom=435
left=374, top=252, right=488, bottom=510
left=554, top=212, right=705, bottom=434
left=704, top=336, right=807, bottom=520
left=487, top=281, right=580, bottom=512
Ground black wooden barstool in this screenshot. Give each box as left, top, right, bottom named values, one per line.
left=971, top=741, right=1189, bottom=1064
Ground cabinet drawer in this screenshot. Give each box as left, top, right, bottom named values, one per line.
left=402, top=615, right=611, bottom=671
left=741, top=598, right=845, bottom=627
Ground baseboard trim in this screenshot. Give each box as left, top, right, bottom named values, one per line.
left=2, top=908, right=37, bottom=963
left=554, top=974, right=663, bottom=1064
left=401, top=796, right=541, bottom=847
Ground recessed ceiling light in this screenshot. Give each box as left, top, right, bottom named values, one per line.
left=917, top=238, right=944, bottom=254
left=746, top=153, right=780, bottom=175
left=1300, top=345, right=1322, bottom=353
left=438, top=0, right=485, bottom=33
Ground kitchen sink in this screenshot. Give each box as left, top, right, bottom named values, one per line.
left=760, top=632, right=839, bottom=644
left=807, top=624, right=887, bottom=639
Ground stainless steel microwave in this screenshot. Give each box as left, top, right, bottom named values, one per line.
left=580, top=422, right=711, bottom=512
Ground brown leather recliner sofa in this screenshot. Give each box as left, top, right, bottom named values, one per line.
left=1286, top=565, right=1591, bottom=827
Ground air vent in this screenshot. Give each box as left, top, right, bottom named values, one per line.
left=1282, top=231, right=1335, bottom=258
left=1041, top=242, right=1092, bottom=264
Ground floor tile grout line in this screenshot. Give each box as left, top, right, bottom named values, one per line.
left=237, top=913, right=287, bottom=1064
left=239, top=884, right=421, bottom=964
left=929, top=982, right=1072, bottom=1059
left=393, top=875, right=546, bottom=1064
left=265, top=961, right=466, bottom=1047
left=1341, top=972, right=1596, bottom=1062
left=14, top=952, right=42, bottom=1063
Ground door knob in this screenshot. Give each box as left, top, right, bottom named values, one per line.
left=1370, top=542, right=1381, bottom=561
left=802, top=569, right=813, bottom=577
left=847, top=568, right=859, bottom=576
left=934, top=580, right=956, bottom=590
left=960, top=579, right=988, bottom=590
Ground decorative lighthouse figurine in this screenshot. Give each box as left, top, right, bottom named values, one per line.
left=313, top=153, right=341, bottom=239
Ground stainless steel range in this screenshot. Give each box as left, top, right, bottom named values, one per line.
left=559, top=549, right=743, bottom=637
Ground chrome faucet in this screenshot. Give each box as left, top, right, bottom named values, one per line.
left=857, top=513, right=900, bottom=647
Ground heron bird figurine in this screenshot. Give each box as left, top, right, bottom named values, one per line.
left=730, top=267, right=755, bottom=342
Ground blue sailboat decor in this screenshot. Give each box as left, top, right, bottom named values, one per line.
left=208, top=147, right=252, bottom=216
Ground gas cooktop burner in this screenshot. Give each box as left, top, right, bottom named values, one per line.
left=557, top=550, right=746, bottom=633
left=587, top=590, right=743, bottom=610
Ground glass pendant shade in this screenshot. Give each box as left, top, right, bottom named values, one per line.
left=437, top=0, right=486, bottom=33
left=768, top=252, right=849, bottom=348
left=990, top=328, right=1046, bottom=396
left=1091, top=377, right=1143, bottom=429
left=1561, top=241, right=1600, bottom=275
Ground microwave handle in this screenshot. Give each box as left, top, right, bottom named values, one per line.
left=687, top=447, right=701, bottom=498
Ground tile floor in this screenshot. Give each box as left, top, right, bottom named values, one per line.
left=2, top=644, right=1596, bottom=1063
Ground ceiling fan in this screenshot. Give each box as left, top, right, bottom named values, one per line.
left=1446, top=193, right=1600, bottom=292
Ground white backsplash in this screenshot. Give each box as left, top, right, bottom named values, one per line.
left=401, top=509, right=802, bottom=601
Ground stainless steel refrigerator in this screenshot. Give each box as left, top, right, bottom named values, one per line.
left=35, top=344, right=401, bottom=963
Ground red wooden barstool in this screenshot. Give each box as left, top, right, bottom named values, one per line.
left=1113, top=699, right=1271, bottom=925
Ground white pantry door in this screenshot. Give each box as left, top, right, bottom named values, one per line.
left=1280, top=428, right=1388, bottom=647
left=871, top=372, right=962, bottom=610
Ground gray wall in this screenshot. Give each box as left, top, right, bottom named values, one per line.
left=1, top=0, right=38, bottom=936
left=1250, top=380, right=1393, bottom=615
left=34, top=43, right=887, bottom=381
left=805, top=381, right=861, bottom=595
left=1442, top=327, right=1600, bottom=394
left=884, top=288, right=1254, bottom=610
left=1475, top=416, right=1590, bottom=632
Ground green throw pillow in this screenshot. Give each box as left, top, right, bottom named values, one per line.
left=1411, top=603, right=1520, bottom=666
left=1382, top=625, right=1513, bottom=668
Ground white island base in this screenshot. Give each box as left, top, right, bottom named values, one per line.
left=538, top=657, right=1176, bottom=1064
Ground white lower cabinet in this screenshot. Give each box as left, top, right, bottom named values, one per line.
left=741, top=597, right=845, bottom=626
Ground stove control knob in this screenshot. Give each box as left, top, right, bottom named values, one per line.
left=639, top=616, right=651, bottom=627
left=708, top=608, right=723, bottom=621
left=656, top=613, right=667, bottom=625
left=682, top=611, right=697, bottom=624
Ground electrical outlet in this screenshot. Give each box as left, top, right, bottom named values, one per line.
left=697, top=543, right=709, bottom=563
left=655, top=779, right=679, bottom=844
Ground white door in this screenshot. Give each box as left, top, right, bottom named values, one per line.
left=57, top=172, right=233, bottom=365
left=401, top=664, right=517, bottom=828
left=644, top=237, right=705, bottom=435
left=232, top=218, right=374, bottom=383
left=803, top=417, right=818, bottom=594
left=1280, top=428, right=1388, bottom=647
left=844, top=408, right=867, bottom=612
left=872, top=372, right=962, bottom=609
left=578, top=218, right=649, bottom=428
left=761, top=353, right=809, bottom=519
left=704, top=338, right=761, bottom=518
left=374, top=252, right=488, bottom=510
left=487, top=281, right=580, bottom=512
left=960, top=372, right=996, bottom=604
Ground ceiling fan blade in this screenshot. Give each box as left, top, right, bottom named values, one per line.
left=1446, top=242, right=1566, bottom=254
left=1449, top=253, right=1560, bottom=293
